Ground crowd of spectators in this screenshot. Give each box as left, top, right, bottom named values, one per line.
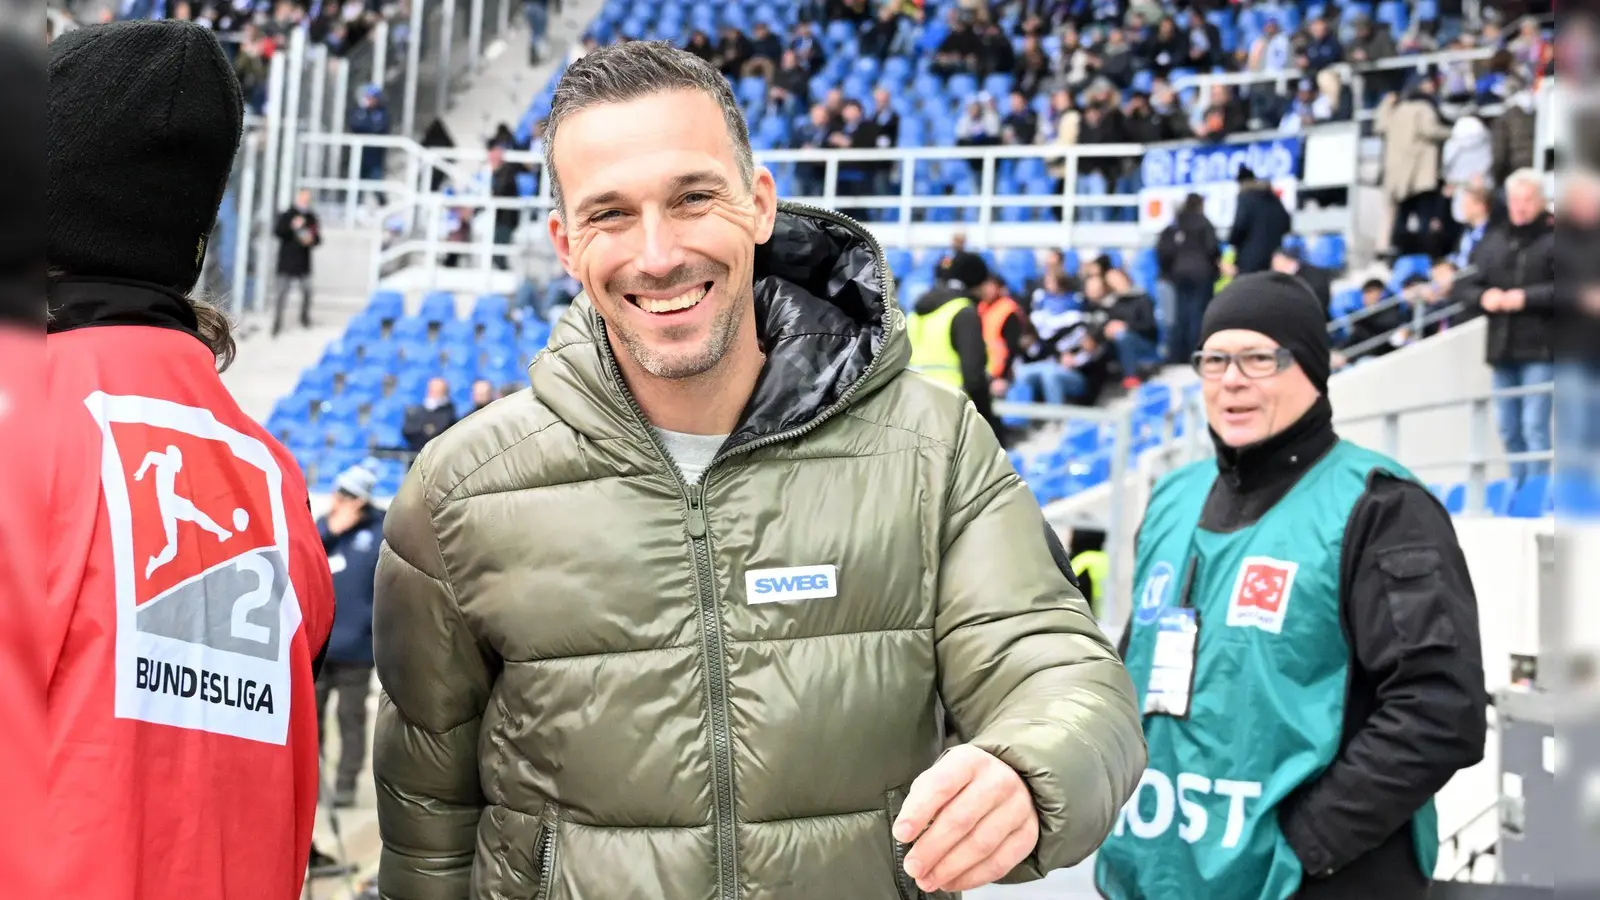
left=49, top=0, right=408, bottom=111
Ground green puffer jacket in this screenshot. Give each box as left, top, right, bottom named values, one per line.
left=372, top=205, right=1145, bottom=900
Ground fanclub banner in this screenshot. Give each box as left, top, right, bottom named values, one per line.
left=1137, top=137, right=1304, bottom=234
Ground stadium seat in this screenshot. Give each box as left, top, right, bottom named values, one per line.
left=345, top=367, right=389, bottom=398
left=391, top=315, right=431, bottom=343
left=440, top=318, right=476, bottom=345
left=367, top=290, right=405, bottom=322
left=1507, top=475, right=1551, bottom=518
left=1441, top=483, right=1467, bottom=514
left=470, top=293, right=508, bottom=323
left=295, top=365, right=338, bottom=399
left=420, top=291, right=456, bottom=325
left=1484, top=478, right=1514, bottom=516
left=1308, top=234, right=1346, bottom=271
left=345, top=312, right=385, bottom=342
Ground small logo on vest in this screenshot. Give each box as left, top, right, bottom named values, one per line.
left=1225, top=557, right=1298, bottom=634
left=1135, top=561, right=1176, bottom=626
left=745, top=565, right=838, bottom=605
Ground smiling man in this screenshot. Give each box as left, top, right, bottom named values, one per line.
left=1097, top=271, right=1487, bottom=900
left=370, top=40, right=1143, bottom=900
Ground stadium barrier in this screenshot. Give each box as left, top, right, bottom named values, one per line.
left=290, top=124, right=1365, bottom=297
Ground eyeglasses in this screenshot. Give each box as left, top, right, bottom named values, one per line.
left=1190, top=347, right=1294, bottom=380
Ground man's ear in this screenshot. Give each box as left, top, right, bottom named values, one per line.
left=548, top=210, right=578, bottom=278
left=751, top=166, right=779, bottom=245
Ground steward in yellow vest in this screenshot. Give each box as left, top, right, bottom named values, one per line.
left=906, top=251, right=997, bottom=433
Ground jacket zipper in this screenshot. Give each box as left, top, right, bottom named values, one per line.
left=891, top=837, right=921, bottom=900
left=591, top=202, right=894, bottom=900
left=537, top=821, right=558, bottom=900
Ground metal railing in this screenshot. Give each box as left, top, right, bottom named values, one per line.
left=290, top=127, right=1366, bottom=296
left=1147, top=381, right=1557, bottom=517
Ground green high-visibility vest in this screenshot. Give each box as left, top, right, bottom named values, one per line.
left=905, top=298, right=971, bottom=391
left=1096, top=440, right=1439, bottom=900
left=1071, top=549, right=1109, bottom=618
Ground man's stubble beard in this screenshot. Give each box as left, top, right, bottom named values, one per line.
left=614, top=286, right=750, bottom=382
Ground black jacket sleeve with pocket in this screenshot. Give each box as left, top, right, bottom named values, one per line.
left=1278, top=473, right=1488, bottom=879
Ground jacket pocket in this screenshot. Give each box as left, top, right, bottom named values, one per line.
left=1376, top=545, right=1457, bottom=651
left=535, top=801, right=563, bottom=900
left=885, top=786, right=924, bottom=900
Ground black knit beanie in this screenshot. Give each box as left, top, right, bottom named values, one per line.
left=47, top=21, right=244, bottom=292
left=1199, top=271, right=1331, bottom=393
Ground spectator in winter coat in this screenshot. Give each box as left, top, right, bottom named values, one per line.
left=1375, top=78, right=1453, bottom=257
left=1491, top=77, right=1540, bottom=185
left=401, top=377, right=459, bottom=452
left=272, top=188, right=321, bottom=336
left=1100, top=267, right=1163, bottom=386
left=1451, top=168, right=1556, bottom=483
left=1156, top=193, right=1220, bottom=362
left=346, top=83, right=391, bottom=202
left=315, top=463, right=386, bottom=808
left=1228, top=166, right=1292, bottom=274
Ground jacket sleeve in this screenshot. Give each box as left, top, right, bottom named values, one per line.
left=951, top=303, right=993, bottom=421
left=935, top=404, right=1146, bottom=881
left=372, top=459, right=496, bottom=900
left=1278, top=474, right=1487, bottom=879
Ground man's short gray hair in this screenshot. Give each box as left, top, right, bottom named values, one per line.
left=543, top=40, right=754, bottom=220
left=1506, top=167, right=1546, bottom=198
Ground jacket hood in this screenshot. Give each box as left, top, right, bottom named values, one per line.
left=532, top=203, right=907, bottom=458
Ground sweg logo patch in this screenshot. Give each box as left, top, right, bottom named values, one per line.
left=744, top=565, right=838, bottom=605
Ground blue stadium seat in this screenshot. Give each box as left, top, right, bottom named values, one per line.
left=473, top=294, right=511, bottom=324
left=369, top=398, right=408, bottom=431
left=399, top=340, right=440, bottom=367
left=367, top=290, right=404, bottom=322
left=369, top=423, right=406, bottom=452
left=440, top=318, right=476, bottom=345
left=1390, top=254, right=1432, bottom=291
left=884, top=248, right=913, bottom=279
left=346, top=367, right=388, bottom=398
left=1507, top=475, right=1551, bottom=518
left=356, top=337, right=399, bottom=365
left=324, top=422, right=367, bottom=451
left=515, top=172, right=538, bottom=197
left=394, top=369, right=431, bottom=403
left=1484, top=478, right=1514, bottom=516
left=345, top=312, right=385, bottom=342
left=296, top=365, right=338, bottom=398
left=1440, top=483, right=1466, bottom=514
left=1308, top=234, right=1346, bottom=270
left=419, top=291, right=456, bottom=325
left=391, top=315, right=430, bottom=343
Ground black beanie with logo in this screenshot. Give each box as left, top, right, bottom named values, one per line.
left=47, top=20, right=244, bottom=293
left=1199, top=271, right=1331, bottom=394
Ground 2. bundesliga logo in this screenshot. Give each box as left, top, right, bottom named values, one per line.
left=86, top=392, right=302, bottom=745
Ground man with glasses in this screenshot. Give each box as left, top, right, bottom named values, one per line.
left=1096, top=271, right=1487, bottom=900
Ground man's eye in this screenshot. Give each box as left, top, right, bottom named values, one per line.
left=682, top=192, right=712, bottom=206
left=589, top=210, right=621, bottom=223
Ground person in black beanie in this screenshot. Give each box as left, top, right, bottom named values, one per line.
left=1100, top=269, right=1487, bottom=900
left=43, top=20, right=336, bottom=900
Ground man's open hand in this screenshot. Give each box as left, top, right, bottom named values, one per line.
left=892, top=745, right=1039, bottom=893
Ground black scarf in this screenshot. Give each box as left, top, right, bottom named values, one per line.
left=46, top=276, right=201, bottom=342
